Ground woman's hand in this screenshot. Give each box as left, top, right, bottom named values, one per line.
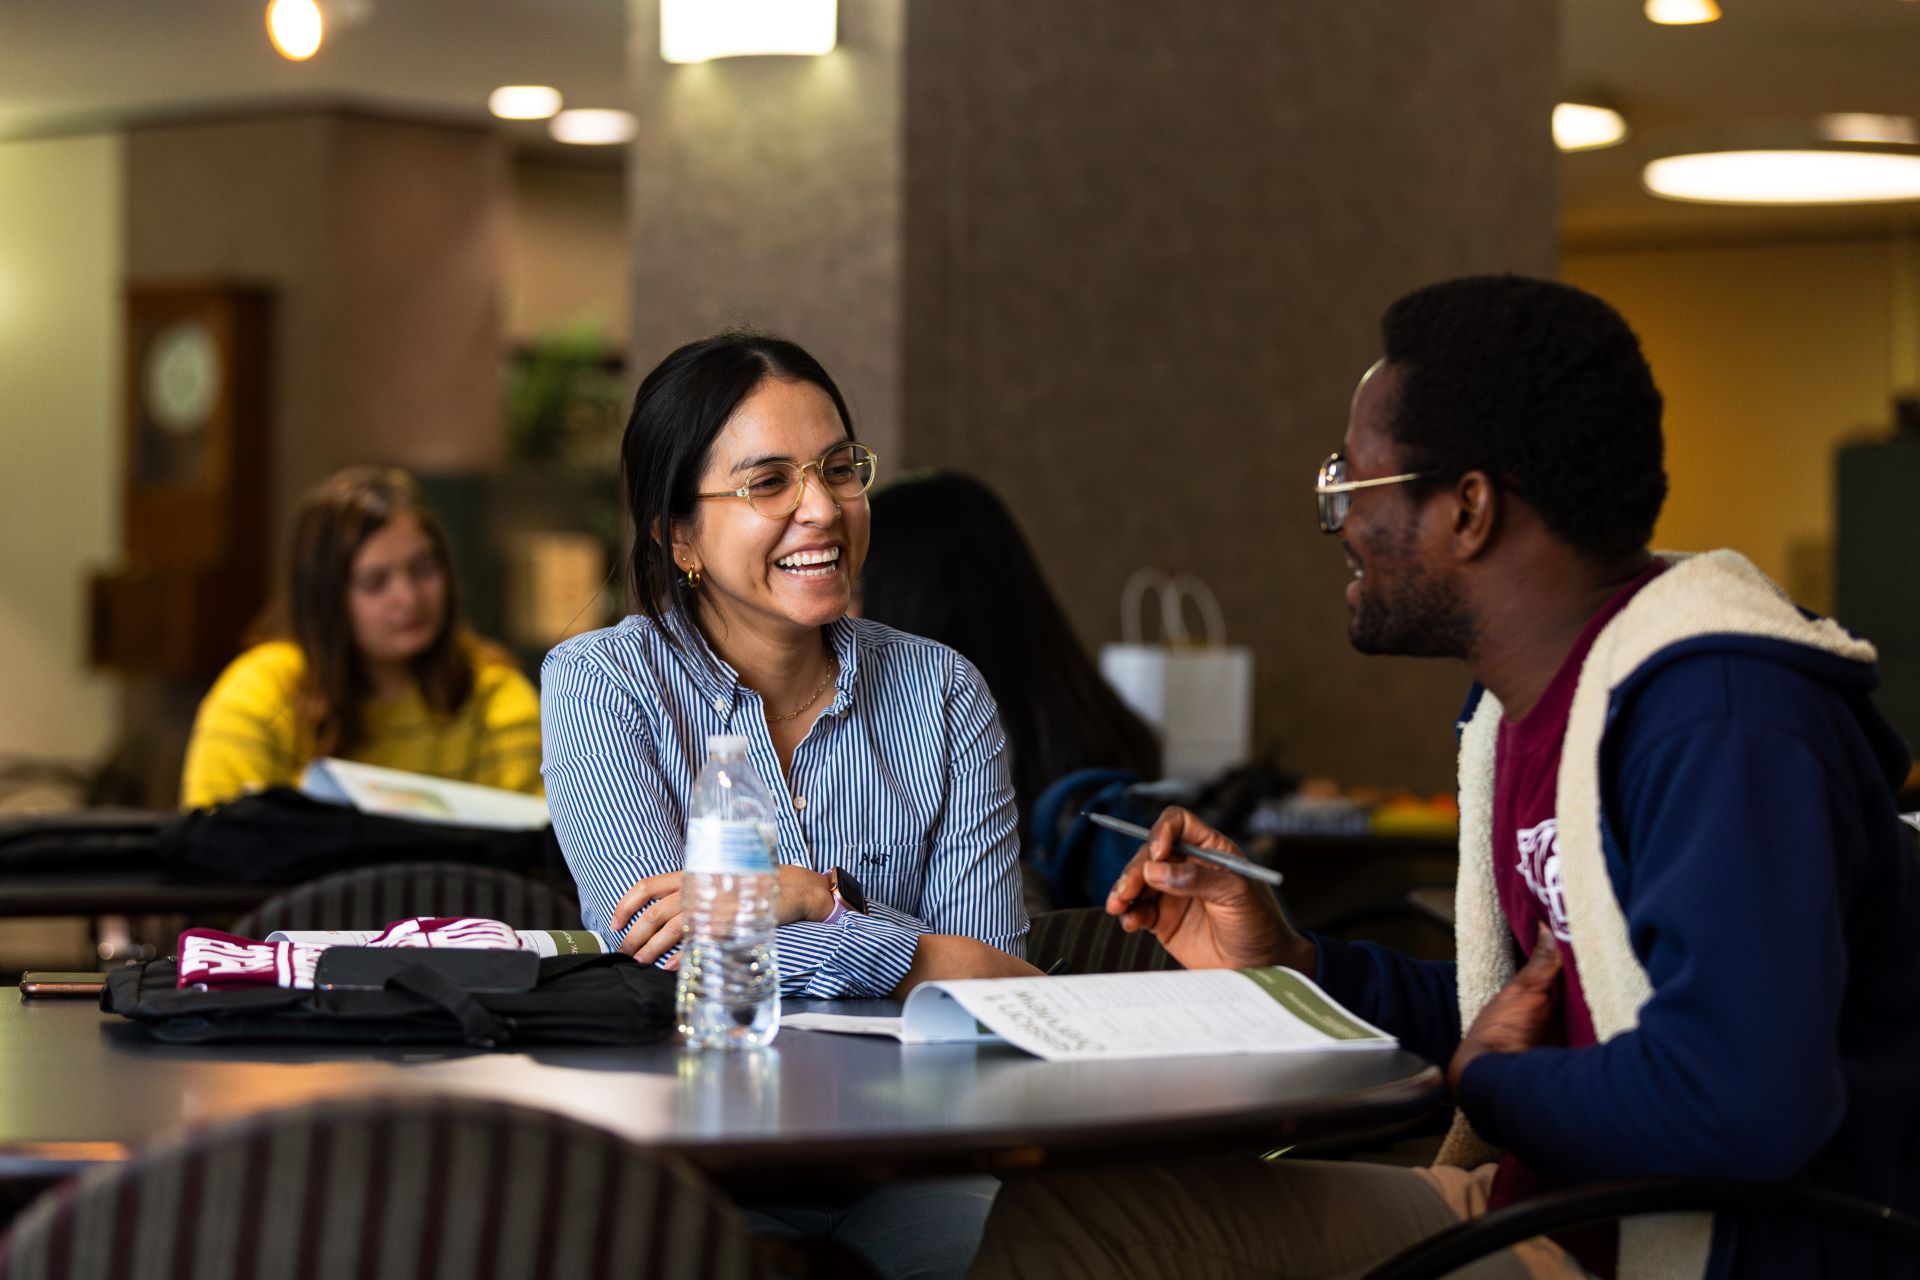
left=1105, top=806, right=1313, bottom=974
left=611, top=871, right=686, bottom=964
left=775, top=864, right=835, bottom=925
left=611, top=864, right=838, bottom=966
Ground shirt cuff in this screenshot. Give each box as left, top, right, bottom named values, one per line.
left=796, top=902, right=926, bottom=998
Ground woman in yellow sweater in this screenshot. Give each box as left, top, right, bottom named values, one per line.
left=180, top=466, right=544, bottom=809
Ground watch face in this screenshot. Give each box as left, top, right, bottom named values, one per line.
left=834, top=866, right=868, bottom=914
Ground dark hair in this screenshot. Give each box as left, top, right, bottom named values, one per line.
left=1379, top=274, right=1667, bottom=561
left=860, top=472, right=1162, bottom=817
left=620, top=331, right=855, bottom=641
left=276, top=465, right=475, bottom=757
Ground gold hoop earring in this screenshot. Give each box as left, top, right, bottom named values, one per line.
left=684, top=564, right=702, bottom=589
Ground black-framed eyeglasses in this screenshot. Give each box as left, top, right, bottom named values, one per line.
left=697, top=442, right=879, bottom=520
left=1314, top=452, right=1433, bottom=534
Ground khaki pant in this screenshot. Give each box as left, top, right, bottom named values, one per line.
left=967, top=1158, right=1588, bottom=1280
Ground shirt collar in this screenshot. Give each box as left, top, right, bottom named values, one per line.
left=659, top=609, right=861, bottom=716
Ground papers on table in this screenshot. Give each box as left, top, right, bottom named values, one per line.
left=781, top=967, right=1395, bottom=1062
left=301, top=758, right=550, bottom=830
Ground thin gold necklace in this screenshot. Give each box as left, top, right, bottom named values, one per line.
left=767, top=655, right=840, bottom=723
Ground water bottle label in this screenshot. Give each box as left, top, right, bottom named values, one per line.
left=685, top=818, right=773, bottom=873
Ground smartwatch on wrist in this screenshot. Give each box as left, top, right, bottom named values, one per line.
left=821, top=866, right=867, bottom=926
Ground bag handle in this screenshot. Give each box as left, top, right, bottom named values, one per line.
left=384, top=964, right=514, bottom=1047
left=1119, top=569, right=1226, bottom=648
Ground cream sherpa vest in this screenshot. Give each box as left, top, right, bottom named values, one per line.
left=1433, top=550, right=1877, bottom=1280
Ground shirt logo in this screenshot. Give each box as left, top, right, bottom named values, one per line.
left=1515, top=818, right=1573, bottom=943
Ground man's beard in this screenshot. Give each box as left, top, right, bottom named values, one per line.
left=1347, top=552, right=1474, bottom=659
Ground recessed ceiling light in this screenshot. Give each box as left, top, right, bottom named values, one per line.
left=549, top=109, right=639, bottom=146
left=1554, top=103, right=1628, bottom=152
left=489, top=86, right=564, bottom=121
left=660, top=0, right=837, bottom=64
left=1818, top=114, right=1919, bottom=146
left=266, top=0, right=324, bottom=61
left=1645, top=0, right=1720, bottom=25
left=1644, top=150, right=1920, bottom=205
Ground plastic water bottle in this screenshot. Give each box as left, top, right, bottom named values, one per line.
left=679, top=734, right=781, bottom=1049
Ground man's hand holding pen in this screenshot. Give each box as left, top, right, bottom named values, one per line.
left=1104, top=805, right=1317, bottom=975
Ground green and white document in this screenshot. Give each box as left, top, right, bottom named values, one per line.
left=781, top=967, right=1395, bottom=1061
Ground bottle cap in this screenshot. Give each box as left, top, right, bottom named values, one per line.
left=706, top=733, right=750, bottom=756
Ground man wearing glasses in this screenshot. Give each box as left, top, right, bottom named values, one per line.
left=969, top=276, right=1920, bottom=1279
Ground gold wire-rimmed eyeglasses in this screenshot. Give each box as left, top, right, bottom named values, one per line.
left=1315, top=452, right=1433, bottom=534
left=697, top=442, right=879, bottom=520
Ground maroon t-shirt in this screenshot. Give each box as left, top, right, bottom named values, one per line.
left=1483, top=561, right=1665, bottom=1271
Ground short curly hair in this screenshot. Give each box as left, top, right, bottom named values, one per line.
left=1380, top=275, right=1667, bottom=561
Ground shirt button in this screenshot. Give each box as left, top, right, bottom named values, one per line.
left=711, top=696, right=727, bottom=712
left=793, top=795, right=807, bottom=810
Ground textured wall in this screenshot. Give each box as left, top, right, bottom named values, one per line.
left=625, top=0, right=904, bottom=462
left=0, top=133, right=122, bottom=762
left=902, top=1, right=1559, bottom=791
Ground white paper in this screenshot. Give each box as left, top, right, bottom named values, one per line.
left=780, top=967, right=1395, bottom=1061
left=300, top=758, right=550, bottom=830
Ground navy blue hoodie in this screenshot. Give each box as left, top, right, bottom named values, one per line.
left=1313, top=633, right=1920, bottom=1279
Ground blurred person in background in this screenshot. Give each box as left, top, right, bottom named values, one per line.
left=180, top=466, right=542, bottom=808
left=859, top=471, right=1162, bottom=909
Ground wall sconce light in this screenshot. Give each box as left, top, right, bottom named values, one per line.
left=660, top=0, right=837, bottom=64
left=1645, top=0, right=1720, bottom=25
left=266, top=0, right=325, bottom=61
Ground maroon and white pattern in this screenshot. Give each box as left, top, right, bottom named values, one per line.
left=175, top=917, right=531, bottom=991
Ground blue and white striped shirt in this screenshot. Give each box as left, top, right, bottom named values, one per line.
left=541, top=611, right=1028, bottom=998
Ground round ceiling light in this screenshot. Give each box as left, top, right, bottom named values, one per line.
left=1644, top=150, right=1920, bottom=205
left=1555, top=103, right=1628, bottom=152
left=266, top=0, right=324, bottom=61
left=489, top=86, right=564, bottom=120
left=549, top=109, right=639, bottom=146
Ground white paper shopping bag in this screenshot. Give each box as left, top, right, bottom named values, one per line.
left=1098, top=571, right=1254, bottom=781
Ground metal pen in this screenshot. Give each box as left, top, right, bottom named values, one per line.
left=1080, top=811, right=1286, bottom=888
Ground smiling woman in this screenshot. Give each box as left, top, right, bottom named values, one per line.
left=178, top=466, right=543, bottom=808
left=540, top=332, right=1035, bottom=1001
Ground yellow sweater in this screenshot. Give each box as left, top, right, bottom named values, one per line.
left=179, top=640, right=544, bottom=810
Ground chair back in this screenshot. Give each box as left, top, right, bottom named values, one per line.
left=0, top=1096, right=763, bottom=1280
left=1026, top=907, right=1182, bottom=975
left=233, top=861, right=579, bottom=937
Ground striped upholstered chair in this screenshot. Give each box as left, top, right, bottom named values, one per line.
left=0, top=1097, right=763, bottom=1280
left=232, top=861, right=581, bottom=937
left=1025, top=907, right=1182, bottom=975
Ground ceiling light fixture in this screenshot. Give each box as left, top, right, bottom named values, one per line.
left=1644, top=149, right=1920, bottom=205
left=549, top=109, right=639, bottom=146
left=660, top=0, right=837, bottom=64
left=1819, top=113, right=1919, bottom=146
left=266, top=0, right=325, bottom=61
left=1644, top=0, right=1721, bottom=25
left=1555, top=103, right=1629, bottom=152
left=489, top=86, right=564, bottom=120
